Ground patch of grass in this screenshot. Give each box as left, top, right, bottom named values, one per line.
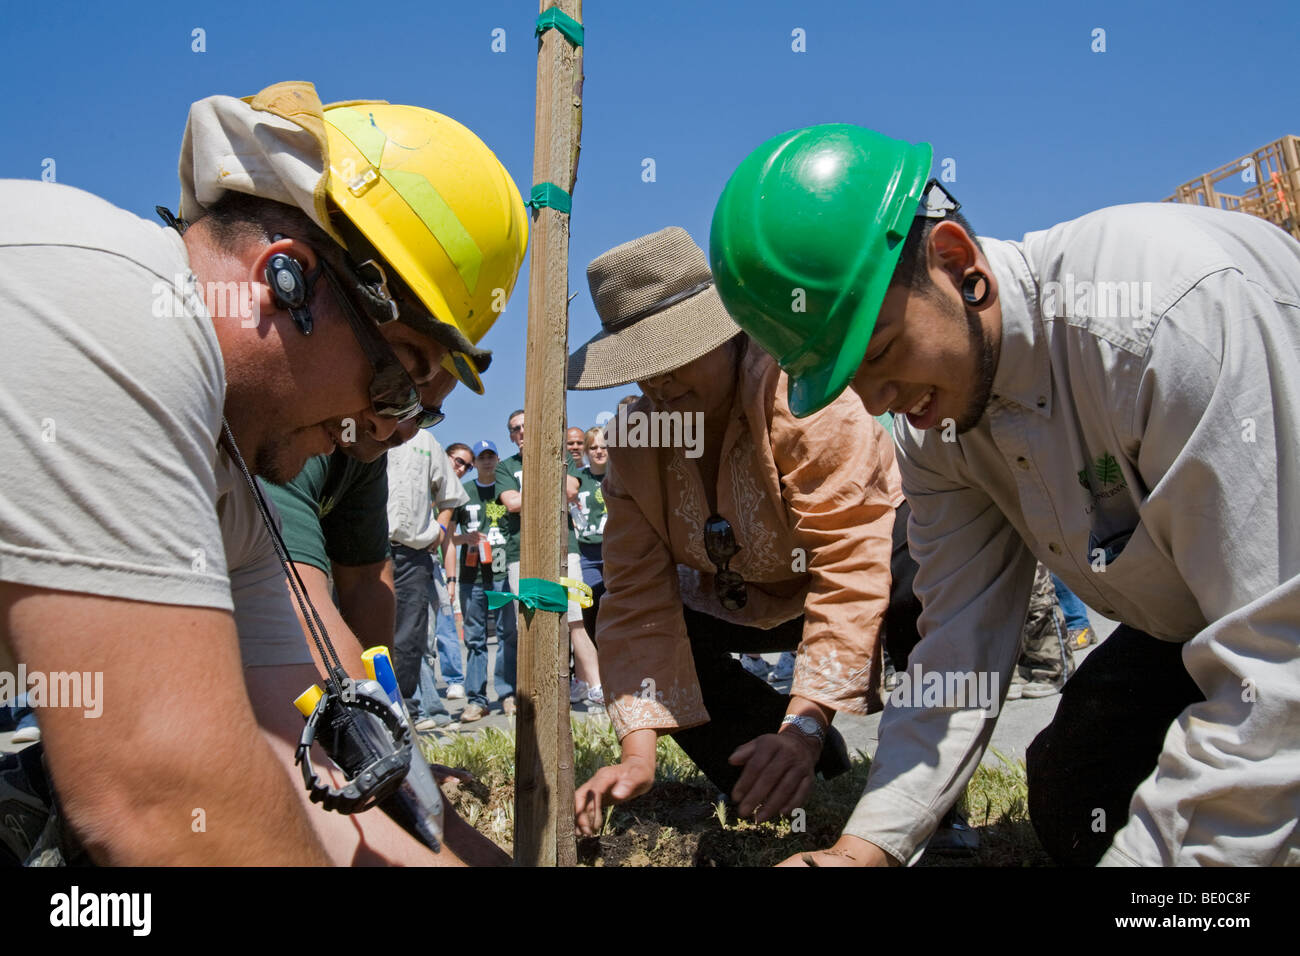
left=422, top=725, right=517, bottom=788
left=424, top=723, right=1049, bottom=866
left=956, top=748, right=1052, bottom=867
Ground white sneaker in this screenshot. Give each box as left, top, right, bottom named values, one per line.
left=446, top=684, right=465, bottom=700
left=586, top=685, right=605, bottom=708
left=740, top=654, right=769, bottom=679
left=11, top=726, right=40, bottom=745
left=569, top=679, right=589, bottom=704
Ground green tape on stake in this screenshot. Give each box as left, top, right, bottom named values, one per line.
left=485, top=578, right=569, bottom=613
left=526, top=182, right=572, bottom=215
left=535, top=7, right=584, bottom=47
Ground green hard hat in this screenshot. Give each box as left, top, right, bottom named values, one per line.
left=710, top=124, right=932, bottom=417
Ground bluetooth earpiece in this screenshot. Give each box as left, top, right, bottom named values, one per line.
left=265, top=252, right=315, bottom=334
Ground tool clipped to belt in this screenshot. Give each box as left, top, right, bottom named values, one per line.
left=220, top=422, right=441, bottom=845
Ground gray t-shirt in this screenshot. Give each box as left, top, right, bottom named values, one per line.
left=219, top=454, right=313, bottom=668
left=0, top=179, right=309, bottom=668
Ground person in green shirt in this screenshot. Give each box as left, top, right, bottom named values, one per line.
left=573, top=425, right=609, bottom=642
left=264, top=447, right=393, bottom=654
left=451, top=441, right=518, bottom=721
left=495, top=409, right=597, bottom=707
left=565, top=426, right=587, bottom=469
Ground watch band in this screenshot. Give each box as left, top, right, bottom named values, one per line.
left=781, top=714, right=825, bottom=743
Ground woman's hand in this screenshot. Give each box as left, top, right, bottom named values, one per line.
left=728, top=730, right=820, bottom=823
left=573, top=728, right=657, bottom=836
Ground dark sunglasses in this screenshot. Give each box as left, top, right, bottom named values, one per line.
left=451, top=456, right=473, bottom=470
left=412, top=406, right=446, bottom=430
left=703, top=514, right=747, bottom=611
left=316, top=257, right=425, bottom=423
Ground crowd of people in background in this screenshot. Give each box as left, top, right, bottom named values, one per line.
left=405, top=410, right=616, bottom=730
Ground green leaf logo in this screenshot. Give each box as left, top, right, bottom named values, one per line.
left=484, top=501, right=507, bottom=526
left=1094, top=453, right=1121, bottom=486
left=594, top=486, right=604, bottom=506
left=1077, top=467, right=1091, bottom=489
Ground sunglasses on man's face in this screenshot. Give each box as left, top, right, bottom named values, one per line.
left=703, top=514, right=747, bottom=611
left=411, top=406, right=445, bottom=430
left=317, top=255, right=426, bottom=424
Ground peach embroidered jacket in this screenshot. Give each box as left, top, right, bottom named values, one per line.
left=598, top=343, right=903, bottom=740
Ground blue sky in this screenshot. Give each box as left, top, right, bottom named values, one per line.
left=3, top=0, right=1295, bottom=456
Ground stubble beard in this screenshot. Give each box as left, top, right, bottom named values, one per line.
left=952, top=298, right=998, bottom=435
left=255, top=430, right=308, bottom=486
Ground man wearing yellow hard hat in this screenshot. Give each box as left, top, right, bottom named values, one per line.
left=0, top=82, right=526, bottom=864
left=712, top=123, right=1300, bottom=867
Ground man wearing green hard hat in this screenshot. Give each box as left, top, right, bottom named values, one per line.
left=711, top=123, right=1300, bottom=867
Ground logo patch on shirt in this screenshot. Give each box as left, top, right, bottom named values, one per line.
left=1079, top=452, right=1125, bottom=492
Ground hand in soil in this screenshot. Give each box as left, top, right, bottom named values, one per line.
left=776, top=834, right=900, bottom=867
left=728, top=732, right=818, bottom=823
left=574, top=757, right=655, bottom=836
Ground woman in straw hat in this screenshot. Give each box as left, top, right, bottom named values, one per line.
left=569, top=227, right=922, bottom=835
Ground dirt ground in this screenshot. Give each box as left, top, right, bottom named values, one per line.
left=440, top=757, right=1053, bottom=867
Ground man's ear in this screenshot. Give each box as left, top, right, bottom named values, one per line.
left=927, top=220, right=999, bottom=311
left=926, top=220, right=978, bottom=286
left=249, top=237, right=320, bottom=321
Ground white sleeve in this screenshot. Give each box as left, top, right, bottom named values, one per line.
left=432, top=452, right=470, bottom=512
left=841, top=428, right=1036, bottom=863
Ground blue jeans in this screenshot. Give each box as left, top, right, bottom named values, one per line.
left=578, top=543, right=605, bottom=639
left=415, top=655, right=439, bottom=721
left=1051, top=574, right=1091, bottom=632
left=2, top=694, right=36, bottom=733
left=460, top=571, right=518, bottom=707
left=430, top=562, right=463, bottom=685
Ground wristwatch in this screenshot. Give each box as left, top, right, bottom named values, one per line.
left=780, top=714, right=825, bottom=744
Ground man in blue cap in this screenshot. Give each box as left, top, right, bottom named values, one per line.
left=449, top=440, right=518, bottom=722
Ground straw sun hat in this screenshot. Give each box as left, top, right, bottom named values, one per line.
left=567, top=227, right=742, bottom=390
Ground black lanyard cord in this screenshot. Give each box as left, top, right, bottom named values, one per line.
left=220, top=419, right=350, bottom=698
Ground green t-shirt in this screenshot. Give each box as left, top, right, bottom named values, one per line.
left=573, top=466, right=608, bottom=546
left=496, top=451, right=584, bottom=554
left=263, top=450, right=391, bottom=573
left=454, top=478, right=511, bottom=585
left=492, top=453, right=525, bottom=563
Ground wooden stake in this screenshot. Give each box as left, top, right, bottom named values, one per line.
left=514, top=0, right=583, bottom=867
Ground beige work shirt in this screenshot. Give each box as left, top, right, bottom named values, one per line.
left=386, top=429, right=469, bottom=551
left=844, top=202, right=1300, bottom=866
left=599, top=343, right=903, bottom=740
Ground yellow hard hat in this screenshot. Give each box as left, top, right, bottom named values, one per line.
left=322, top=102, right=529, bottom=391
